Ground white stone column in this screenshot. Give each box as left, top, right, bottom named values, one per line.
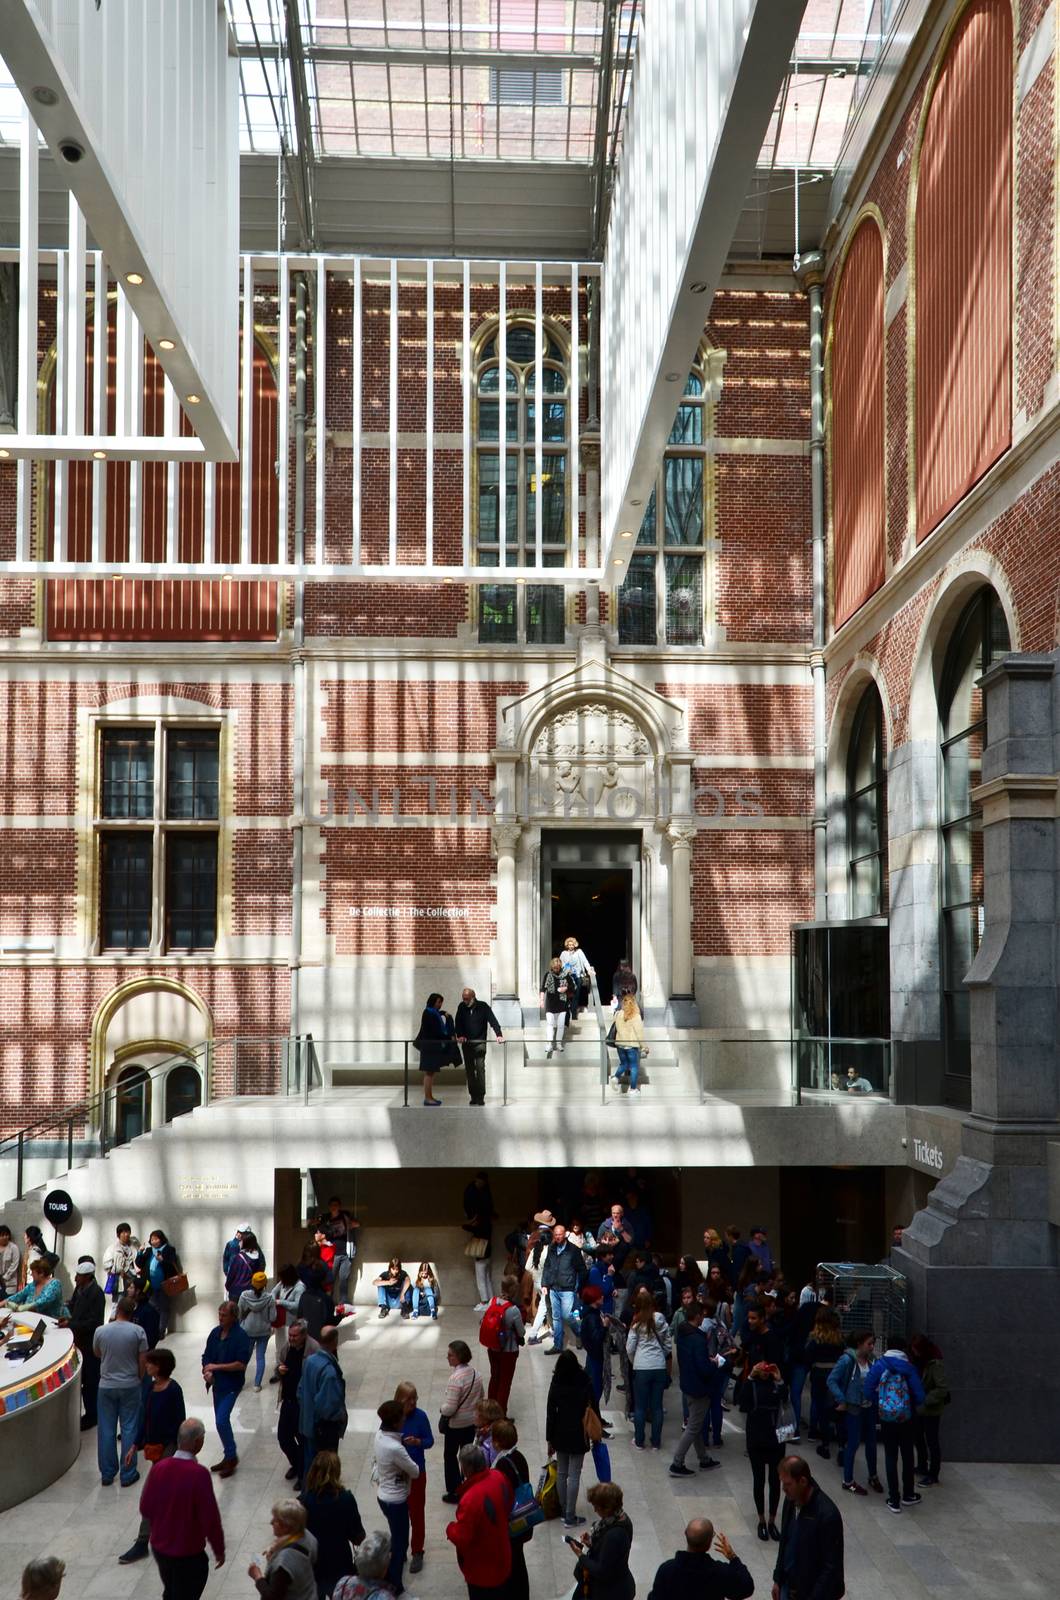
left=492, top=822, right=522, bottom=1000
left=667, top=822, right=696, bottom=998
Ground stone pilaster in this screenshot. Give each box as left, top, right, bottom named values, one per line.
left=898, top=652, right=1060, bottom=1461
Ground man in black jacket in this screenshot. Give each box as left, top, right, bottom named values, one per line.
left=454, top=987, right=504, bottom=1105
left=540, top=1224, right=586, bottom=1354
left=276, top=1319, right=319, bottom=1488
left=649, top=1520, right=754, bottom=1600
left=67, top=1257, right=106, bottom=1429
left=772, top=1455, right=845, bottom=1600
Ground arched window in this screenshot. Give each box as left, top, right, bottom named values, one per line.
left=831, top=219, right=885, bottom=626
left=847, top=683, right=887, bottom=918
left=938, top=587, right=1010, bottom=1087
left=111, top=1064, right=150, bottom=1147
left=474, top=317, right=569, bottom=644
left=618, top=362, right=710, bottom=645
left=164, top=1063, right=202, bottom=1123
left=915, top=0, right=1012, bottom=541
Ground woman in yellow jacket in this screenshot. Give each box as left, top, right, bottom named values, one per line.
left=611, top=994, right=645, bottom=1097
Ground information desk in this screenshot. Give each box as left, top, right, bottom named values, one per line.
left=0, top=1311, right=81, bottom=1510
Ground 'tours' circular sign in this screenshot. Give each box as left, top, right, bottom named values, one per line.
left=43, top=1190, right=74, bottom=1228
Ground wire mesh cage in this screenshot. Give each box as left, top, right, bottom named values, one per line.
left=815, top=1262, right=908, bottom=1348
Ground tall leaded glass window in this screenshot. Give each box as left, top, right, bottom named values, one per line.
left=617, top=366, right=708, bottom=645
left=846, top=684, right=887, bottom=918
left=474, top=318, right=568, bottom=645
left=939, top=588, right=1010, bottom=1084
left=96, top=724, right=221, bottom=953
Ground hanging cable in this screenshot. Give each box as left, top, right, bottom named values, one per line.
left=446, top=0, right=458, bottom=257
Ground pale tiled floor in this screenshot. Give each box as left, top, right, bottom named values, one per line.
left=5, top=1311, right=1058, bottom=1600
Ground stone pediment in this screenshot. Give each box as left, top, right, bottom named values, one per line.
left=495, top=655, right=688, bottom=759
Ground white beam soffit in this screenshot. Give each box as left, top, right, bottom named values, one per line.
left=0, top=0, right=239, bottom=461
left=600, top=0, right=807, bottom=572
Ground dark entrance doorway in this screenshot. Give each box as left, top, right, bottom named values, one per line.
left=541, top=831, right=640, bottom=1003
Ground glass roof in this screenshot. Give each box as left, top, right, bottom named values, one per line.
left=759, top=0, right=895, bottom=173
left=229, top=0, right=641, bottom=162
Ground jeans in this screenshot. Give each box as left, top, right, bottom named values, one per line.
left=615, top=1046, right=640, bottom=1088
left=408, top=1471, right=426, bottom=1555
left=137, top=1442, right=177, bottom=1540
left=461, top=1040, right=488, bottom=1104
left=549, top=1288, right=579, bottom=1352
left=749, top=1444, right=783, bottom=1517
left=378, top=1498, right=410, bottom=1595
left=80, top=1348, right=100, bottom=1425
left=97, top=1384, right=143, bottom=1484
left=672, top=1393, right=712, bottom=1465
left=333, top=1254, right=353, bottom=1304
left=305, top=1417, right=345, bottom=1478
left=377, top=1285, right=406, bottom=1310
left=880, top=1418, right=916, bottom=1504
left=842, top=1405, right=878, bottom=1483
left=443, top=1424, right=475, bottom=1493
left=488, top=1349, right=518, bottom=1413
left=584, top=1352, right=604, bottom=1407
left=708, top=1362, right=727, bottom=1444
left=154, top=1551, right=209, bottom=1600
left=212, top=1386, right=239, bottom=1462
left=810, top=1371, right=836, bottom=1445
left=632, top=1367, right=666, bottom=1448
left=249, top=1334, right=270, bottom=1386
left=915, top=1412, right=941, bottom=1479
left=412, top=1286, right=436, bottom=1316
left=544, top=1011, right=566, bottom=1050
left=474, top=1258, right=494, bottom=1304
left=554, top=1449, right=584, bottom=1519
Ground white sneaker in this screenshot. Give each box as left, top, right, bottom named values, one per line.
left=610, top=1076, right=622, bottom=1092
left=628, top=1087, right=641, bottom=1097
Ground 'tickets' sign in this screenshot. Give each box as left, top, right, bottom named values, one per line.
left=43, top=1189, right=74, bottom=1228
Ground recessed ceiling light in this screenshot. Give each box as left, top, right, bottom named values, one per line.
left=186, top=393, right=201, bottom=405
left=442, top=577, right=454, bottom=584
left=125, top=272, right=144, bottom=286
left=689, top=282, right=708, bottom=294
left=0, top=448, right=10, bottom=459
left=516, top=577, right=526, bottom=585
left=158, top=338, right=176, bottom=351
left=92, top=449, right=107, bottom=460
left=220, top=573, right=234, bottom=582
left=665, top=372, right=682, bottom=382
left=612, top=559, right=624, bottom=567
left=630, top=499, right=643, bottom=507
left=620, top=531, right=633, bottom=538
left=32, top=86, right=59, bottom=107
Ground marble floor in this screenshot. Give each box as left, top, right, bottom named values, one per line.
left=5, top=1310, right=1057, bottom=1600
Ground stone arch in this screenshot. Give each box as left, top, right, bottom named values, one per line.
left=90, top=976, right=211, bottom=1103
left=907, top=552, right=1020, bottom=749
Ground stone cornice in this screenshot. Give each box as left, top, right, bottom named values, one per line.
left=972, top=773, right=1060, bottom=825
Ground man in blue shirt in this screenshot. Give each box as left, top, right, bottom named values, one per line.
left=201, top=1301, right=250, bottom=1476
left=298, top=1324, right=348, bottom=1476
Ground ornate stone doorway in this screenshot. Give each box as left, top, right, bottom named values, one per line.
left=541, top=830, right=641, bottom=1002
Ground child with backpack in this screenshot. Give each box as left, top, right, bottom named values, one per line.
left=479, top=1274, right=526, bottom=1415
left=864, top=1337, right=926, bottom=1513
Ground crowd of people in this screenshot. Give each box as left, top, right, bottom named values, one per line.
left=5, top=1166, right=950, bottom=1599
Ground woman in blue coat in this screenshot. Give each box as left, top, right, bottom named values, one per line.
left=417, top=992, right=453, bottom=1106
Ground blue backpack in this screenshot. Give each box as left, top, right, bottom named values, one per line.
left=877, top=1364, right=912, bottom=1423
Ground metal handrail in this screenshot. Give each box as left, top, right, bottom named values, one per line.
left=584, top=971, right=610, bottom=1105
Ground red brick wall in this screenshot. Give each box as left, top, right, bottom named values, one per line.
left=232, top=831, right=293, bottom=935
left=0, top=964, right=290, bottom=1135
left=709, top=292, right=810, bottom=440
left=693, top=830, right=814, bottom=956
left=660, top=683, right=813, bottom=757
left=321, top=680, right=526, bottom=753
left=321, top=827, right=494, bottom=955
left=0, top=829, right=77, bottom=935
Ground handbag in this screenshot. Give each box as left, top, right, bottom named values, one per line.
left=605, top=1020, right=618, bottom=1048
left=162, top=1272, right=189, bottom=1299
left=464, top=1237, right=489, bottom=1260
left=536, top=1460, right=560, bottom=1520
left=508, top=1478, right=546, bottom=1538
left=582, top=1405, right=603, bottom=1446
left=143, top=1443, right=165, bottom=1463
left=775, top=1400, right=798, bottom=1443
left=271, top=1302, right=287, bottom=1328
left=103, top=1271, right=118, bottom=1296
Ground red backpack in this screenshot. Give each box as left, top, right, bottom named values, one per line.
left=479, top=1296, right=510, bottom=1352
